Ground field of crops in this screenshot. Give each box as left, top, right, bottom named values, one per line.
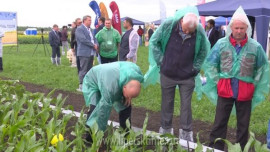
left=1, top=79, right=269, bottom=151
left=0, top=79, right=209, bottom=151
left=0, top=36, right=270, bottom=151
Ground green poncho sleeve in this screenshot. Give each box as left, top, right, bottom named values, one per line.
left=202, top=41, right=221, bottom=105
left=251, top=44, right=270, bottom=109
left=193, top=24, right=210, bottom=71
left=143, top=17, right=171, bottom=87
left=83, top=66, right=116, bottom=131
left=86, top=97, right=113, bottom=131
left=82, top=69, right=101, bottom=107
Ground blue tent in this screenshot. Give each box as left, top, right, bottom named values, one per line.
left=214, top=16, right=231, bottom=26
left=121, top=17, right=145, bottom=25
left=197, top=0, right=270, bottom=52
left=151, top=19, right=161, bottom=25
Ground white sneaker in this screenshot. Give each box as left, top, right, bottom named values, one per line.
left=159, top=127, right=174, bottom=135
left=76, top=84, right=82, bottom=92
left=179, top=129, right=193, bottom=142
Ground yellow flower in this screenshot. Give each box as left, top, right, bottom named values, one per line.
left=51, top=133, right=64, bottom=146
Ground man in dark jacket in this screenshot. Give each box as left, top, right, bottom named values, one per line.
left=94, top=17, right=105, bottom=64
left=119, top=17, right=139, bottom=63
left=49, top=24, right=61, bottom=65
left=95, top=17, right=105, bottom=35
left=148, top=24, right=154, bottom=41
left=206, top=19, right=220, bottom=48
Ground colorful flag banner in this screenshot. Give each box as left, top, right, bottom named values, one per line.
left=109, top=1, right=122, bottom=35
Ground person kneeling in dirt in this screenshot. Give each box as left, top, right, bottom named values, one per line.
left=82, top=61, right=144, bottom=142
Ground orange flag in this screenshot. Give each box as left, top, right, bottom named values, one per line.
left=99, top=2, right=109, bottom=19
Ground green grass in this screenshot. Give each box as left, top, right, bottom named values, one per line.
left=2, top=44, right=79, bottom=92
left=1, top=44, right=270, bottom=136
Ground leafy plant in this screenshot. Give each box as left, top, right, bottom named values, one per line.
left=0, top=79, right=74, bottom=151
left=215, top=131, right=269, bottom=152
left=88, top=122, right=104, bottom=152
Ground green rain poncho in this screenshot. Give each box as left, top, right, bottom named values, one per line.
left=203, top=6, right=270, bottom=110
left=143, top=6, right=210, bottom=100
left=95, top=26, right=121, bottom=58
left=83, top=62, right=144, bottom=131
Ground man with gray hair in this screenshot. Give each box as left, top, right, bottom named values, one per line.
left=204, top=6, right=269, bottom=150
left=75, top=15, right=98, bottom=91
left=144, top=6, right=210, bottom=142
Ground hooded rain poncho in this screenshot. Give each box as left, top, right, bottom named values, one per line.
left=202, top=6, right=270, bottom=110
left=143, top=6, right=210, bottom=100
left=83, top=62, right=144, bottom=131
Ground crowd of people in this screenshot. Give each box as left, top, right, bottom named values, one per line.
left=48, top=16, right=141, bottom=90
left=46, top=5, right=270, bottom=151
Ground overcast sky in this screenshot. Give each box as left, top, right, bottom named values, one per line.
left=0, top=0, right=214, bottom=28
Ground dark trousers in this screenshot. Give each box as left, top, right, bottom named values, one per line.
left=75, top=48, right=80, bottom=74
left=160, top=74, right=195, bottom=131
left=209, top=96, right=251, bottom=150
left=78, top=56, right=94, bottom=84
left=87, top=105, right=132, bottom=130
left=100, top=55, right=118, bottom=64
left=51, top=46, right=60, bottom=58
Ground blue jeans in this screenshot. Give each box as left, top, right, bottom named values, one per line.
left=139, top=36, right=142, bottom=46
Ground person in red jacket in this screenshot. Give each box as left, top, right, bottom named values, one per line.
left=204, top=7, right=270, bottom=151
left=137, top=26, right=144, bottom=46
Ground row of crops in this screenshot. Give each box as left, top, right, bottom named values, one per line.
left=0, top=79, right=268, bottom=151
